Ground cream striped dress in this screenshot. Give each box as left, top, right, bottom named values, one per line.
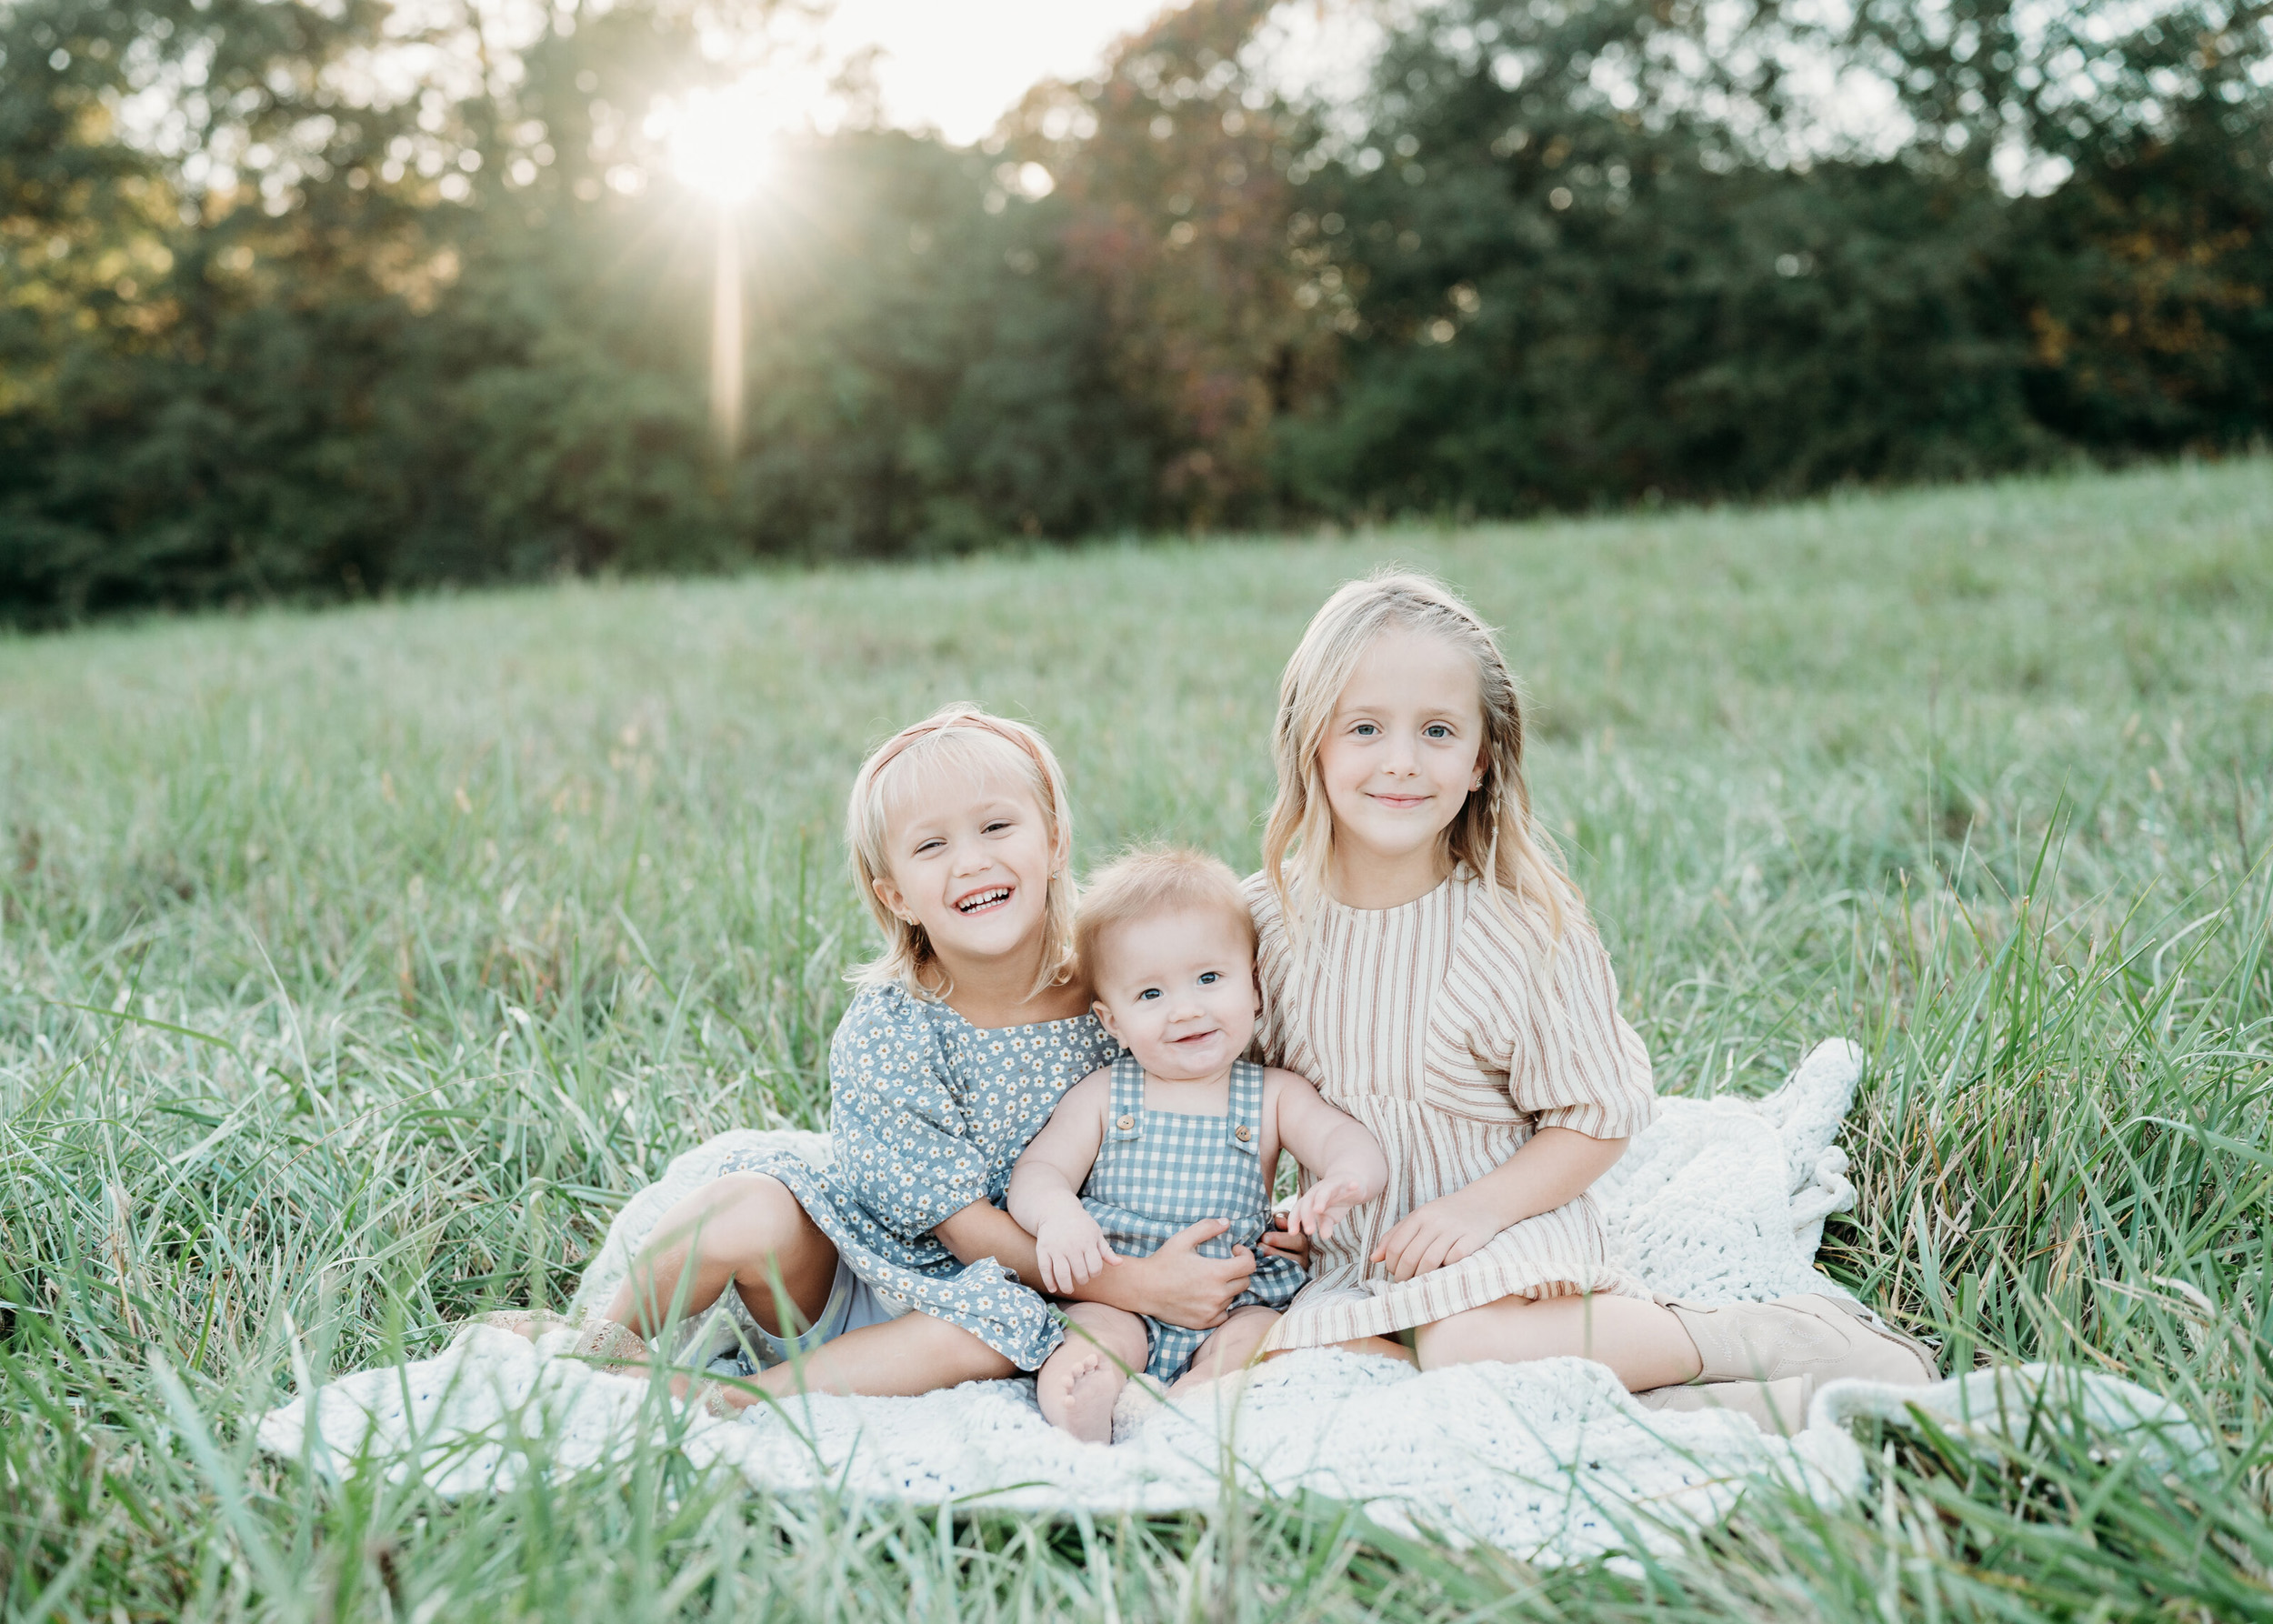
left=1247, top=868, right=1657, bottom=1349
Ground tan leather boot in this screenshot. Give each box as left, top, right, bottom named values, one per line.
left=1635, top=1376, right=1813, bottom=1437
left=1663, top=1294, right=1937, bottom=1387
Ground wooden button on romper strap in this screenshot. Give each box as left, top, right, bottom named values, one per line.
left=1116, top=1115, right=1135, bottom=1131
left=1235, top=1124, right=1252, bottom=1142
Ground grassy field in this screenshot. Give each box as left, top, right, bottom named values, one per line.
left=3, top=456, right=2270, bottom=1620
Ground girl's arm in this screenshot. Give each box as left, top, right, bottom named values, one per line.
left=1269, top=1073, right=1389, bottom=1239
left=1368, top=904, right=1651, bottom=1280
left=1372, top=1128, right=1627, bottom=1280
left=935, top=1203, right=1255, bottom=1327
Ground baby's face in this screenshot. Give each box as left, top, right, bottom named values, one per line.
left=1091, top=907, right=1259, bottom=1082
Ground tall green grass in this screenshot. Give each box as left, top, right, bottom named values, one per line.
left=4, top=456, right=2269, bottom=1619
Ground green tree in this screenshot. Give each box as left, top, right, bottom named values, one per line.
left=2, top=0, right=2268, bottom=620
left=1006, top=0, right=1328, bottom=527
left=1280, top=0, right=2272, bottom=517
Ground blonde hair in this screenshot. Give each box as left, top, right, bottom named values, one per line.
left=846, top=704, right=1077, bottom=1000
left=1076, top=847, right=1256, bottom=986
left=1261, top=569, right=1576, bottom=943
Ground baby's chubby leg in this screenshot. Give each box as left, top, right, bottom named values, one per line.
left=1036, top=1302, right=1150, bottom=1443
left=1171, top=1304, right=1281, bottom=1393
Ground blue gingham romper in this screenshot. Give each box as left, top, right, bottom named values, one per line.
left=1079, top=1055, right=1305, bottom=1381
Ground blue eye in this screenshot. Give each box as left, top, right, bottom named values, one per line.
left=1136, top=987, right=1160, bottom=1001
left=1352, top=722, right=1378, bottom=737
left=1425, top=724, right=1451, bottom=739
left=1198, top=971, right=1219, bottom=985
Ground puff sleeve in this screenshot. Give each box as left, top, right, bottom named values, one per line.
left=1489, top=907, right=1656, bottom=1140
left=826, top=988, right=992, bottom=1241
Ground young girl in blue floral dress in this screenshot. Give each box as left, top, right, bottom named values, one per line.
left=541, top=705, right=1258, bottom=1407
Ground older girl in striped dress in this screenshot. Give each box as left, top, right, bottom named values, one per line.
left=1250, top=573, right=1933, bottom=1428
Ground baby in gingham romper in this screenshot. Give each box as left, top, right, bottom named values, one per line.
left=1009, top=849, right=1388, bottom=1442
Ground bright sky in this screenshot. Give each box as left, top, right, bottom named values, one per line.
left=822, top=0, right=1180, bottom=144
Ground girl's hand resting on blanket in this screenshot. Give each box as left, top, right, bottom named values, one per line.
left=1285, top=1175, right=1370, bottom=1242
left=1373, top=1188, right=1504, bottom=1281
left=1035, top=1209, right=1118, bottom=1294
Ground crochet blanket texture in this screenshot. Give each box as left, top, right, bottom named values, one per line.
left=255, top=1040, right=2204, bottom=1565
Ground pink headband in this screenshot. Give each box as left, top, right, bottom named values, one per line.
left=866, top=709, right=1055, bottom=796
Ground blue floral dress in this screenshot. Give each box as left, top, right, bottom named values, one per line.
left=718, top=982, right=1120, bottom=1370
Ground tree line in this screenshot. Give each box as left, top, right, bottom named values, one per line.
left=3, top=0, right=2268, bottom=622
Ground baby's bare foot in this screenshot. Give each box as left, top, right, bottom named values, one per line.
left=1038, top=1347, right=1126, bottom=1443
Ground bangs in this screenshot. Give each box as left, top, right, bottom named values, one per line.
left=869, top=727, right=1047, bottom=827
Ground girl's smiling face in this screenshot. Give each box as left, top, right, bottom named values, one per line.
left=872, top=769, right=1062, bottom=978
left=1317, top=627, right=1488, bottom=891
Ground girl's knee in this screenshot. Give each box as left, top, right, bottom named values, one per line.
left=708, top=1171, right=795, bottom=1223
left=910, top=1313, right=1017, bottom=1381
left=698, top=1174, right=826, bottom=1255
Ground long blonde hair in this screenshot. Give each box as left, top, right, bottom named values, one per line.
left=1261, top=570, right=1576, bottom=942
left=846, top=704, right=1078, bottom=1000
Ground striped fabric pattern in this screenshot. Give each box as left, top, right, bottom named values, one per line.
left=1245, top=869, right=1657, bottom=1349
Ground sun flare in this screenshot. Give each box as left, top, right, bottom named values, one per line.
left=664, top=79, right=789, bottom=203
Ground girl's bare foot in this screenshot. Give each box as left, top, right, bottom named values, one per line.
left=566, top=1316, right=652, bottom=1370
left=474, top=1309, right=575, bottom=1343
left=471, top=1312, right=658, bottom=1382
left=469, top=1310, right=654, bottom=1377
left=1037, top=1344, right=1127, bottom=1442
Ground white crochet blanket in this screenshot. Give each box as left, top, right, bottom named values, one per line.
left=256, top=1041, right=2206, bottom=1564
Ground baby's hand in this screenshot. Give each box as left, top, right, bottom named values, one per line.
left=1259, top=1210, right=1311, bottom=1267
left=1285, top=1175, right=1371, bottom=1242
left=1034, top=1210, right=1117, bottom=1294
